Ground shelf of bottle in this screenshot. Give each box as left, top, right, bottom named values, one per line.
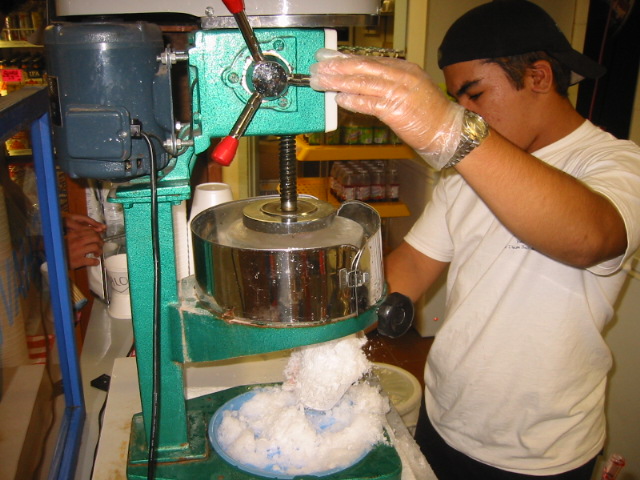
left=295, top=135, right=416, bottom=161
left=0, top=40, right=42, bottom=49
left=329, top=193, right=411, bottom=218
left=296, top=177, right=410, bottom=218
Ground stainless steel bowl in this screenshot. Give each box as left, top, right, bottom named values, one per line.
left=190, top=196, right=384, bottom=324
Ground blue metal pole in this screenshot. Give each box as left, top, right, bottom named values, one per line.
left=31, top=112, right=85, bottom=480
left=1, top=87, right=85, bottom=479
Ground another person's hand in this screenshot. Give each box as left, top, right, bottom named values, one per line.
left=310, top=49, right=465, bottom=170
left=63, top=213, right=106, bottom=269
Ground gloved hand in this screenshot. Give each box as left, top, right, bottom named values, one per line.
left=310, top=49, right=466, bottom=170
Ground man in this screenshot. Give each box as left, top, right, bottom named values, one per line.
left=310, top=0, right=640, bottom=478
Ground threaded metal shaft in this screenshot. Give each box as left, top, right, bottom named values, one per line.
left=279, top=135, right=297, bottom=212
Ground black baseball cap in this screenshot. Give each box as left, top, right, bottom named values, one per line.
left=438, top=0, right=606, bottom=84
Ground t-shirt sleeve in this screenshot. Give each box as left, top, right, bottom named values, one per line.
left=404, top=178, right=454, bottom=263
left=581, top=142, right=640, bottom=275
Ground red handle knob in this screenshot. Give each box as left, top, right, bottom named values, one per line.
left=222, top=0, right=244, bottom=14
left=211, top=136, right=239, bottom=166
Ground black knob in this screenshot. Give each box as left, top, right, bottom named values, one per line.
left=377, top=292, right=414, bottom=338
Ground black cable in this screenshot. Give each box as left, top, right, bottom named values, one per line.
left=89, top=391, right=108, bottom=479
left=141, top=131, right=162, bottom=479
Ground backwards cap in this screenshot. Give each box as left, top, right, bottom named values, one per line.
left=438, top=0, right=606, bottom=84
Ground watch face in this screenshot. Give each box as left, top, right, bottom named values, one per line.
left=466, top=112, right=489, bottom=141
left=444, top=110, right=489, bottom=169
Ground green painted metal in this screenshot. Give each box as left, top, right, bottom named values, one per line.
left=126, top=385, right=402, bottom=480
left=170, top=282, right=383, bottom=363
left=189, top=28, right=326, bottom=155
left=112, top=150, right=194, bottom=451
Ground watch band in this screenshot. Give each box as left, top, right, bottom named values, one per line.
left=443, top=109, right=489, bottom=169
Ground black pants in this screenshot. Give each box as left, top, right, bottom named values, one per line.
left=414, top=400, right=598, bottom=480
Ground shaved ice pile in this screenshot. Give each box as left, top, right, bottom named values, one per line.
left=283, top=334, right=373, bottom=411
left=213, top=336, right=390, bottom=475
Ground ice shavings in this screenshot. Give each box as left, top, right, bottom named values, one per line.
left=283, top=335, right=372, bottom=411
left=214, top=336, right=390, bottom=475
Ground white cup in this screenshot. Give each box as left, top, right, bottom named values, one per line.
left=104, top=254, right=131, bottom=319
left=186, top=183, right=233, bottom=276
left=189, top=182, right=233, bottom=221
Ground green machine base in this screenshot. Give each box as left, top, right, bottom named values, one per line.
left=126, top=385, right=402, bottom=480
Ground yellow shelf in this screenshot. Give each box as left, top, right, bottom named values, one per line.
left=296, top=177, right=411, bottom=218
left=329, top=194, right=411, bottom=218
left=0, top=40, right=42, bottom=49
left=295, top=135, right=416, bottom=161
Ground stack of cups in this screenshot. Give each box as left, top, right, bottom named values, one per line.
left=104, top=254, right=131, bottom=319
left=186, top=183, right=233, bottom=277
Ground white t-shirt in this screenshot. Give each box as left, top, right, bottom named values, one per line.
left=405, top=121, right=640, bottom=475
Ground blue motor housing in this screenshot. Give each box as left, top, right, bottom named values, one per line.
left=44, top=22, right=174, bottom=181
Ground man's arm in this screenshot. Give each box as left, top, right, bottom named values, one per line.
left=385, top=241, right=449, bottom=303
left=456, top=131, right=628, bottom=268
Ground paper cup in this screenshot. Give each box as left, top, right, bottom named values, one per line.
left=186, top=183, right=233, bottom=276
left=104, top=254, right=131, bottom=319
left=189, top=183, right=233, bottom=221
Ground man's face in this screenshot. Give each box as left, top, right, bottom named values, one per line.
left=443, top=59, right=538, bottom=152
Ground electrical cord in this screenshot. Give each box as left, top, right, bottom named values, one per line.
left=140, top=131, right=162, bottom=479
left=88, top=390, right=108, bottom=479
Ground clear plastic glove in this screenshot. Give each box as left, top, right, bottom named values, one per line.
left=310, top=49, right=465, bottom=170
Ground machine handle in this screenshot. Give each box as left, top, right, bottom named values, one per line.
left=212, top=91, right=263, bottom=165
left=211, top=136, right=239, bottom=166
left=223, top=0, right=264, bottom=62
left=222, top=0, right=244, bottom=14
left=377, top=292, right=415, bottom=338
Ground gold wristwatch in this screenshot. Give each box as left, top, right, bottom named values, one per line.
left=443, top=109, right=489, bottom=169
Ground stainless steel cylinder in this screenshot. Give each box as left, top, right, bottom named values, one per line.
left=190, top=197, right=384, bottom=324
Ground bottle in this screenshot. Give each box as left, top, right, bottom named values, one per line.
left=385, top=165, right=400, bottom=202
left=369, top=167, right=386, bottom=202
left=340, top=167, right=356, bottom=202
left=601, top=454, right=625, bottom=480
left=329, top=161, right=343, bottom=198
left=354, top=168, right=371, bottom=202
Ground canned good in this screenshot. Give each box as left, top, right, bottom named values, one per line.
left=341, top=125, right=360, bottom=145
left=325, top=129, right=341, bottom=145
left=306, top=132, right=325, bottom=145
left=373, top=125, right=389, bottom=144
left=359, top=126, right=373, bottom=145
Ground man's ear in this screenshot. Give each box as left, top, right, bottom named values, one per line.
left=526, top=60, right=554, bottom=93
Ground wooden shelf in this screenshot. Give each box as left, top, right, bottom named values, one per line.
left=295, top=135, right=416, bottom=161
